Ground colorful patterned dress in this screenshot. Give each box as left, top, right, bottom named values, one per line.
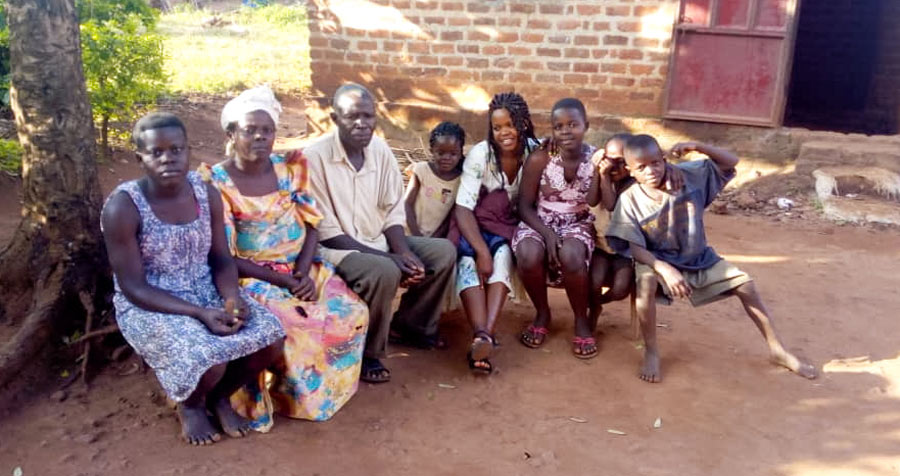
left=199, top=153, right=369, bottom=429
left=103, top=172, right=285, bottom=403
left=512, top=144, right=598, bottom=284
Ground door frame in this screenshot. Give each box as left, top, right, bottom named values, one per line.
left=661, top=0, right=804, bottom=127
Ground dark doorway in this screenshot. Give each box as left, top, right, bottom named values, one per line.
left=784, top=0, right=899, bottom=134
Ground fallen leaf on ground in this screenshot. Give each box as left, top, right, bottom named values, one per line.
left=607, top=429, right=626, bottom=435
left=437, top=383, right=456, bottom=389
left=568, top=417, right=588, bottom=423
left=653, top=417, right=662, bottom=429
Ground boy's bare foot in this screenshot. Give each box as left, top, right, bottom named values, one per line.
left=177, top=404, right=221, bottom=446
left=210, top=397, right=253, bottom=438
left=639, top=347, right=661, bottom=383
left=770, top=348, right=818, bottom=379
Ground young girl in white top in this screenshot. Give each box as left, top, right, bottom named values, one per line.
left=404, top=122, right=465, bottom=238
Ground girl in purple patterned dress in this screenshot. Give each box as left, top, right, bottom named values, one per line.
left=513, top=98, right=602, bottom=359
left=101, top=113, right=285, bottom=446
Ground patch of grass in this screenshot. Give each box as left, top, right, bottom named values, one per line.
left=158, top=4, right=310, bottom=94
left=0, top=138, right=22, bottom=175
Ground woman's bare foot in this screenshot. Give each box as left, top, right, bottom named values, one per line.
left=209, top=397, right=253, bottom=438
left=770, top=348, right=818, bottom=379
left=639, top=347, right=661, bottom=383
left=177, top=404, right=221, bottom=446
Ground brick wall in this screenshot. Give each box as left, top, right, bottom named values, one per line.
left=305, top=0, right=678, bottom=136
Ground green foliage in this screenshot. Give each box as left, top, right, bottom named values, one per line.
left=0, top=0, right=167, bottom=155
left=0, top=138, right=22, bottom=175
left=0, top=0, right=11, bottom=109
left=81, top=13, right=167, bottom=155
left=234, top=3, right=306, bottom=27
left=75, top=0, right=158, bottom=27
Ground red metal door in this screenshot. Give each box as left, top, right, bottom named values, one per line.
left=663, top=0, right=801, bottom=126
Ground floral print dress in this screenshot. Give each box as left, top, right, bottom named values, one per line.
left=199, top=153, right=369, bottom=429
left=104, top=172, right=285, bottom=403
left=512, top=144, right=597, bottom=284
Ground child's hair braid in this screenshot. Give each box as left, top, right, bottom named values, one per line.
left=428, top=121, right=466, bottom=173
left=486, top=92, right=537, bottom=168
left=429, top=121, right=466, bottom=151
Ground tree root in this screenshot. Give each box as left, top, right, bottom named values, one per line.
left=0, top=267, right=64, bottom=389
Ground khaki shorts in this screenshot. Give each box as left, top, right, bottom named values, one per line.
left=635, top=259, right=752, bottom=307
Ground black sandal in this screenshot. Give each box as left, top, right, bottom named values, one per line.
left=467, top=331, right=495, bottom=375
left=470, top=331, right=494, bottom=361
left=360, top=358, right=391, bottom=383
left=467, top=352, right=493, bottom=374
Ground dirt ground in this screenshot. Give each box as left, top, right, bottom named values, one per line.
left=1, top=97, right=900, bottom=476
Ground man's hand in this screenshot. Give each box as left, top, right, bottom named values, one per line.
left=654, top=261, right=692, bottom=299
left=391, top=250, right=425, bottom=286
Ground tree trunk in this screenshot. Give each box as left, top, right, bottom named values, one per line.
left=0, top=0, right=109, bottom=389
left=100, top=115, right=109, bottom=161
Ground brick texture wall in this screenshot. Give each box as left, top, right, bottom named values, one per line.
left=305, top=0, right=678, bottom=136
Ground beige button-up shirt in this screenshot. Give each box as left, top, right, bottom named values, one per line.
left=304, top=130, right=406, bottom=265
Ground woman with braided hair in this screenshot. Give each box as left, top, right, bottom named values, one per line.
left=451, top=92, right=539, bottom=374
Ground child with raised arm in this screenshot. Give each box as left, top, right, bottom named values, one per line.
left=606, top=135, right=818, bottom=383
left=587, top=134, right=685, bottom=329
left=404, top=122, right=465, bottom=238
left=514, top=98, right=601, bottom=359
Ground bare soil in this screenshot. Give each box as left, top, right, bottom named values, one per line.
left=1, top=97, right=899, bottom=476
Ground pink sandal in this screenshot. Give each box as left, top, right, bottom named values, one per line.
left=572, top=336, right=598, bottom=360
left=520, top=325, right=549, bottom=349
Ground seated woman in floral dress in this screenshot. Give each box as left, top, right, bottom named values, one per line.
left=102, top=112, right=285, bottom=445
left=200, top=86, right=369, bottom=428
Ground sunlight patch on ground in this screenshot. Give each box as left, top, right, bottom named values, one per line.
left=721, top=254, right=789, bottom=264
left=824, top=355, right=900, bottom=398
left=780, top=458, right=900, bottom=476
left=158, top=5, right=311, bottom=94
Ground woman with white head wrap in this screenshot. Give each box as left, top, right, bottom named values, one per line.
left=199, top=86, right=369, bottom=428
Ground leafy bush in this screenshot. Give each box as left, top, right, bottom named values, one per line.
left=0, top=138, right=22, bottom=175
left=0, top=0, right=167, bottom=157
left=76, top=0, right=157, bottom=27
left=81, top=13, right=167, bottom=158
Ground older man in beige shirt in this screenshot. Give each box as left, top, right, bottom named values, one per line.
left=305, top=84, right=456, bottom=383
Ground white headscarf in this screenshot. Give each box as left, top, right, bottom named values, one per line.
left=220, top=85, right=282, bottom=131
